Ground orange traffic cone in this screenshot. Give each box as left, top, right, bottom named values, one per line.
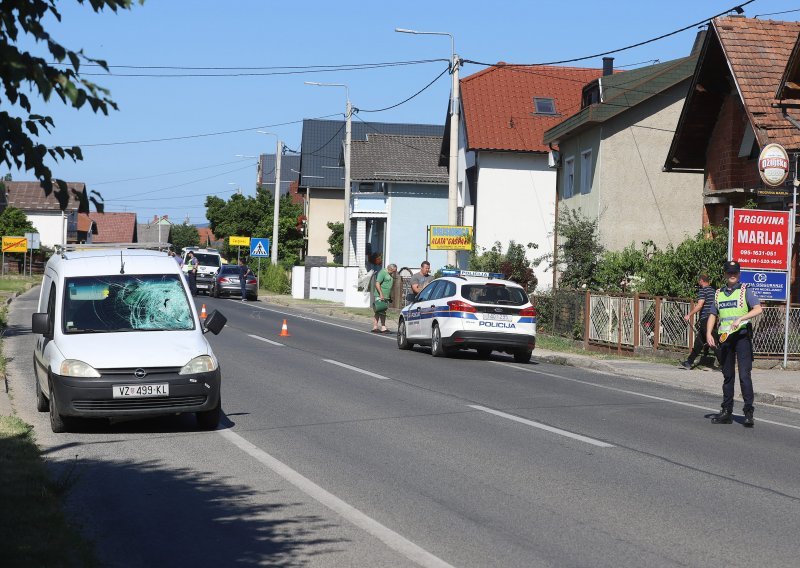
left=200, top=304, right=207, bottom=320
left=279, top=319, right=291, bottom=337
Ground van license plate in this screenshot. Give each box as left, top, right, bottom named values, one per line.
left=485, top=313, right=511, bottom=321
left=113, top=384, right=169, bottom=398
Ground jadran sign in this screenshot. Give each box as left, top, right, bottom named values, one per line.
left=758, top=143, right=790, bottom=187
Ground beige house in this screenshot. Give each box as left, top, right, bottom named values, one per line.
left=543, top=51, right=705, bottom=254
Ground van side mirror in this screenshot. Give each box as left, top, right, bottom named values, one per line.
left=203, top=309, right=227, bottom=335
left=32, top=313, right=51, bottom=338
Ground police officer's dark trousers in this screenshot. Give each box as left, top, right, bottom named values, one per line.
left=718, top=329, right=754, bottom=413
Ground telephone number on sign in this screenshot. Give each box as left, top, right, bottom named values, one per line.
left=744, top=259, right=785, bottom=266
left=738, top=250, right=777, bottom=257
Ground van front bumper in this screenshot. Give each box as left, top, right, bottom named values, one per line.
left=50, top=368, right=221, bottom=418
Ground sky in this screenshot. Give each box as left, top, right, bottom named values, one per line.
left=6, top=0, right=800, bottom=225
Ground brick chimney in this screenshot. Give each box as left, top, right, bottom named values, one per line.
left=602, top=57, right=614, bottom=76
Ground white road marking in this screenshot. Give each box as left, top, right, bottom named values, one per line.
left=324, top=359, right=391, bottom=380
left=468, top=404, right=615, bottom=448
left=219, top=429, right=454, bottom=568
left=247, top=334, right=284, bottom=347
left=249, top=304, right=395, bottom=338
left=493, top=361, right=800, bottom=431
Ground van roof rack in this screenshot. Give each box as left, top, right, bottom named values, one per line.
left=55, top=242, right=172, bottom=256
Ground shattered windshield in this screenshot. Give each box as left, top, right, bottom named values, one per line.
left=63, top=274, right=194, bottom=333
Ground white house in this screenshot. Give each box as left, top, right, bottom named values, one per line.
left=3, top=181, right=86, bottom=247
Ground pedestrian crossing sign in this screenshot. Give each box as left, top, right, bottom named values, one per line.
left=250, top=238, right=270, bottom=257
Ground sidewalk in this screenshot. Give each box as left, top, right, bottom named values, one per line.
left=260, top=292, right=800, bottom=412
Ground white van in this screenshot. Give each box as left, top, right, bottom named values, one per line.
left=31, top=244, right=227, bottom=433
left=182, top=247, right=223, bottom=295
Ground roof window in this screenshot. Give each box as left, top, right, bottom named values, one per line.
left=533, top=97, right=557, bottom=115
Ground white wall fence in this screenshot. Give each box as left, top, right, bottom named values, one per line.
left=585, top=292, right=800, bottom=357
left=291, top=266, right=370, bottom=308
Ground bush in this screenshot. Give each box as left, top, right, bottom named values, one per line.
left=469, top=241, right=538, bottom=292
left=258, top=263, right=290, bottom=294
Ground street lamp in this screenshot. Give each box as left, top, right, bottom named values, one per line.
left=305, top=81, right=352, bottom=267
left=396, top=27, right=460, bottom=267
left=257, top=131, right=283, bottom=265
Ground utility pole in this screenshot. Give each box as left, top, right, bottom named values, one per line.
left=272, top=139, right=282, bottom=265
left=344, top=98, right=352, bottom=266
left=447, top=52, right=461, bottom=267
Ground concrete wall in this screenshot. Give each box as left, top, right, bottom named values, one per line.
left=305, top=266, right=370, bottom=307
left=474, top=152, right=555, bottom=288
left=307, top=188, right=343, bottom=262
left=387, top=183, right=448, bottom=271
left=558, top=81, right=703, bottom=252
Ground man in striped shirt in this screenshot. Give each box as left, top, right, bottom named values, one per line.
left=679, top=273, right=718, bottom=369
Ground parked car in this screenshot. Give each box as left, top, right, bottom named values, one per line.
left=32, top=245, right=227, bottom=433
left=397, top=269, right=536, bottom=362
left=210, top=264, right=258, bottom=300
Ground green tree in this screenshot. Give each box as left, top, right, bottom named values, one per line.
left=469, top=240, right=538, bottom=292
left=327, top=221, right=343, bottom=263
left=593, top=243, right=653, bottom=292
left=170, top=223, right=200, bottom=252
left=0, top=206, right=36, bottom=236
left=1, top=0, right=141, bottom=209
left=255, top=195, right=304, bottom=268
left=541, top=208, right=605, bottom=289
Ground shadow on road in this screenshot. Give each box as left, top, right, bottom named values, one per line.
left=44, top=450, right=348, bottom=567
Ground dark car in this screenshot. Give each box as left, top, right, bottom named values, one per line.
left=210, top=265, right=258, bottom=300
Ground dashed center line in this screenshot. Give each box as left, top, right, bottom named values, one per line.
left=468, top=405, right=615, bottom=448
left=247, top=334, right=284, bottom=347
left=324, top=359, right=391, bottom=380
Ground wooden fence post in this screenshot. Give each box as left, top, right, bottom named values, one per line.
left=633, top=293, right=640, bottom=349
left=687, top=300, right=695, bottom=351
left=617, top=297, right=623, bottom=354
left=653, top=296, right=661, bottom=350
left=584, top=290, right=591, bottom=349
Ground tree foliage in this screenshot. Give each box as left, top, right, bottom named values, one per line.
left=205, top=188, right=304, bottom=267
left=469, top=240, right=538, bottom=292
left=170, top=223, right=199, bottom=252
left=326, top=221, right=343, bottom=263
left=543, top=208, right=605, bottom=289
left=0, top=0, right=140, bottom=209
left=0, top=206, right=36, bottom=237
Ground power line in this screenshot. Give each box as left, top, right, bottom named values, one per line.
left=755, top=7, right=800, bottom=18
left=109, top=188, right=238, bottom=204
left=58, top=114, right=340, bottom=148
left=463, top=1, right=753, bottom=67
left=77, top=59, right=449, bottom=78
left=90, top=158, right=254, bottom=186
left=58, top=58, right=447, bottom=71
left=356, top=65, right=450, bottom=113
left=103, top=163, right=256, bottom=201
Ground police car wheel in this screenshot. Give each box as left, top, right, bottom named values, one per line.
left=397, top=319, right=413, bottom=350
left=513, top=349, right=532, bottom=363
left=431, top=324, right=447, bottom=357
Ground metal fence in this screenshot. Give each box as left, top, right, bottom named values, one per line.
left=584, top=291, right=800, bottom=358
left=531, top=289, right=585, bottom=339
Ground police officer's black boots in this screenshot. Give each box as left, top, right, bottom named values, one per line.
left=744, top=409, right=754, bottom=428
left=711, top=408, right=733, bottom=424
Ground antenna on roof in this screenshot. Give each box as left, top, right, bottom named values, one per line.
left=119, top=251, right=125, bottom=274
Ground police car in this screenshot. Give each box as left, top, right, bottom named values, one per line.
left=397, top=270, right=536, bottom=362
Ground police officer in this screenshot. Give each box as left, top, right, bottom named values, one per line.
left=706, top=261, right=763, bottom=427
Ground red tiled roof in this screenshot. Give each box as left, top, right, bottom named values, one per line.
left=460, top=64, right=605, bottom=152
left=715, top=16, right=800, bottom=148
left=77, top=213, right=95, bottom=233
left=3, top=181, right=86, bottom=211
left=88, top=212, right=137, bottom=243
left=196, top=227, right=217, bottom=246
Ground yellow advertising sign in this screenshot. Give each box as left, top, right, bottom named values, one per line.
left=2, top=236, right=27, bottom=253
left=229, top=236, right=251, bottom=247
left=429, top=225, right=473, bottom=251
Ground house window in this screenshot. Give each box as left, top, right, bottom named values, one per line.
left=564, top=157, right=575, bottom=198
left=580, top=150, right=593, bottom=194
left=533, top=97, right=557, bottom=115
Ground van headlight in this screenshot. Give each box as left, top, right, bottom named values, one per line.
left=179, top=355, right=217, bottom=375
left=60, top=360, right=101, bottom=378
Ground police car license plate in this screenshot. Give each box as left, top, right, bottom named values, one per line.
left=484, top=313, right=512, bottom=321
left=113, top=384, right=169, bottom=398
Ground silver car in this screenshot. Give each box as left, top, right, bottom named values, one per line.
left=210, top=265, right=258, bottom=300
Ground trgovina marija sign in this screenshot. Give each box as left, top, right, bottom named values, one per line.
left=728, top=208, right=792, bottom=271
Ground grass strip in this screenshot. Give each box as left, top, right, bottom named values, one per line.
left=0, top=415, right=97, bottom=567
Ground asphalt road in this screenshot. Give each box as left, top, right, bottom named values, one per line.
left=8, top=288, right=800, bottom=567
